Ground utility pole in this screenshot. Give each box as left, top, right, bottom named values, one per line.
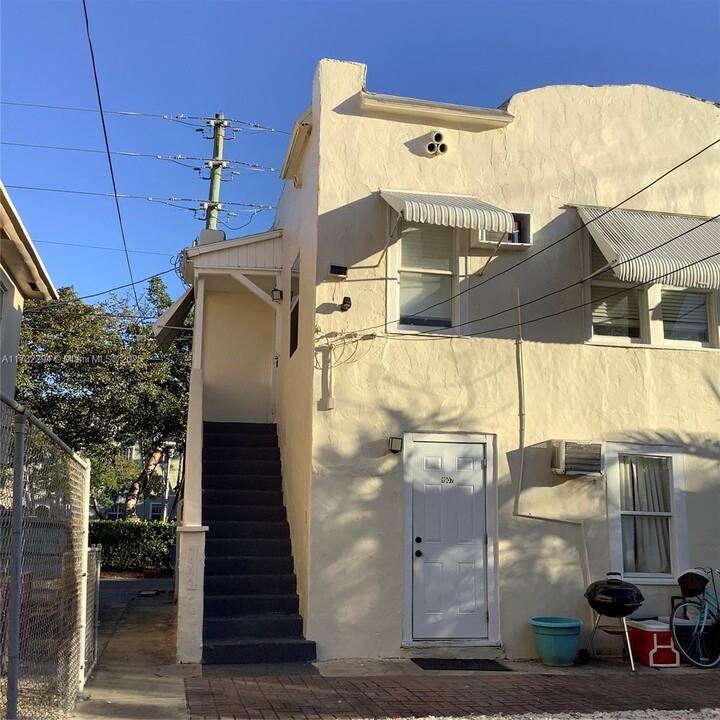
left=205, top=112, right=228, bottom=230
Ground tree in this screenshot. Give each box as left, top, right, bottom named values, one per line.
left=16, top=278, right=191, bottom=518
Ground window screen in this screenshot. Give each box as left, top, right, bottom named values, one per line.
left=591, top=285, right=641, bottom=338
left=661, top=289, right=709, bottom=342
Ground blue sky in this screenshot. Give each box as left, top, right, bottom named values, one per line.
left=2, top=0, right=719, bottom=307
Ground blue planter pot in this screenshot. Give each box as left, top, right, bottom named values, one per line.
left=530, top=616, right=583, bottom=666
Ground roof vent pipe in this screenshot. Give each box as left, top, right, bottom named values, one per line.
left=424, top=131, right=447, bottom=157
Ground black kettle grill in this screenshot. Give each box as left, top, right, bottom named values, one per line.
left=582, top=572, right=645, bottom=671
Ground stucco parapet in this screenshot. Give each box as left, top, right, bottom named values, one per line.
left=501, top=82, right=720, bottom=114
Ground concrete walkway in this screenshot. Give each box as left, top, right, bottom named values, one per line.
left=74, top=578, right=720, bottom=720
left=72, top=578, right=196, bottom=719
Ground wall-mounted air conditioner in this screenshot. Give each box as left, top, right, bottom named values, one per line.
left=469, top=212, right=532, bottom=250
left=551, top=440, right=604, bottom=476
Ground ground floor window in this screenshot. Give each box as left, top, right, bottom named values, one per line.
left=606, top=444, right=687, bottom=582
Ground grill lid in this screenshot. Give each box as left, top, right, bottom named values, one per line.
left=584, top=572, right=644, bottom=618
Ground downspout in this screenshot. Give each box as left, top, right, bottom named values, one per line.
left=512, top=289, right=592, bottom=592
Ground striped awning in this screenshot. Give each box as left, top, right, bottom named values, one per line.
left=381, top=190, right=515, bottom=233
left=576, top=205, right=720, bottom=289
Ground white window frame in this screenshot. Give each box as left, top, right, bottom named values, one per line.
left=606, top=443, right=688, bottom=585
left=649, top=285, right=718, bottom=349
left=386, top=215, right=469, bottom=335
left=150, top=502, right=163, bottom=522
left=583, top=234, right=719, bottom=349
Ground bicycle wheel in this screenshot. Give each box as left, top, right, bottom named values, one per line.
left=671, top=600, right=720, bottom=668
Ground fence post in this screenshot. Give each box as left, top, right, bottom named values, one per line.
left=77, top=459, right=91, bottom=696
left=93, top=544, right=101, bottom=669
left=6, top=410, right=27, bottom=720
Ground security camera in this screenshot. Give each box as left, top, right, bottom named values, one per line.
left=340, top=296, right=352, bottom=312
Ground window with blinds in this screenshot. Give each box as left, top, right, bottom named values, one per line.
left=591, top=285, right=641, bottom=337
left=399, top=223, right=454, bottom=328
left=661, top=289, right=709, bottom=342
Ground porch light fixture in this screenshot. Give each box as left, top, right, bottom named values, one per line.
left=388, top=437, right=403, bottom=454
left=271, top=288, right=283, bottom=302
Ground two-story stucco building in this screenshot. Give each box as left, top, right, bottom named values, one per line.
left=174, top=60, right=720, bottom=665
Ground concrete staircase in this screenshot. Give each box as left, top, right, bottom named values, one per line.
left=202, top=421, right=316, bottom=664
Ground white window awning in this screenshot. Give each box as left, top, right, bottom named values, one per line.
left=381, top=190, right=515, bottom=234
left=153, top=287, right=194, bottom=351
left=576, top=205, right=720, bottom=289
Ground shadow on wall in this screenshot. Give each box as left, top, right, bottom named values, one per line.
left=316, top=198, right=589, bottom=345
left=309, top=361, right=720, bottom=657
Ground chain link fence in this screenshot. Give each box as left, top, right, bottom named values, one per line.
left=0, top=395, right=91, bottom=720
left=84, top=546, right=101, bottom=685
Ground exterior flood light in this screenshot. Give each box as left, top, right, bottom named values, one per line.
left=388, top=437, right=403, bottom=454
left=271, top=288, right=283, bottom=302
left=340, top=296, right=352, bottom=312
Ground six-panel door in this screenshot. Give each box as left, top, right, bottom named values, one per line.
left=412, top=440, right=488, bottom=639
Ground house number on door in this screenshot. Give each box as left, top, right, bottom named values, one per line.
left=441, top=477, right=454, bottom=484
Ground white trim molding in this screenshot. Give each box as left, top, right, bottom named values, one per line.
left=606, top=443, right=688, bottom=584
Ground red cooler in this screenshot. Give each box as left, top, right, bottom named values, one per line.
left=627, top=620, right=680, bottom=667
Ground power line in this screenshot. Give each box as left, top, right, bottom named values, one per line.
left=5, top=184, right=275, bottom=209
left=341, top=136, right=720, bottom=337
left=0, top=100, right=290, bottom=134
left=417, top=213, right=720, bottom=336
left=463, top=248, right=720, bottom=340
left=78, top=269, right=176, bottom=300
left=1, top=141, right=279, bottom=172
left=82, top=0, right=141, bottom=314
left=33, top=239, right=173, bottom=257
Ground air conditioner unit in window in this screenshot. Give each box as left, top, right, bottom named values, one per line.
left=551, top=440, right=604, bottom=476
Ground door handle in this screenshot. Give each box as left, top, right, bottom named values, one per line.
left=415, top=550, right=422, bottom=557
left=415, top=536, right=422, bottom=544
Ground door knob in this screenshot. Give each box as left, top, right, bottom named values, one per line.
left=415, top=536, right=422, bottom=543
left=415, top=550, right=422, bottom=557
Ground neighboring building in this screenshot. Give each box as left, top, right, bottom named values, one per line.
left=0, top=181, right=58, bottom=397
left=94, top=445, right=183, bottom=521
left=175, top=60, right=720, bottom=664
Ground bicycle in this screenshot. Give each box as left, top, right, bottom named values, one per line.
left=670, top=567, right=720, bottom=668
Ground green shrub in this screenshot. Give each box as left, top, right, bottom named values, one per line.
left=89, top=520, right=176, bottom=571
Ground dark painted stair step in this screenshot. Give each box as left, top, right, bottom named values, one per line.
left=203, top=475, right=282, bottom=491
left=203, top=446, right=280, bottom=462
left=203, top=489, right=283, bottom=507
left=204, top=422, right=277, bottom=435
left=206, top=521, right=289, bottom=539
left=204, top=556, right=293, bottom=575
left=203, top=459, right=281, bottom=476
left=204, top=433, right=278, bottom=448
left=203, top=637, right=316, bottom=664
left=204, top=593, right=299, bottom=617
left=203, top=505, right=286, bottom=522
left=204, top=574, right=296, bottom=595
left=204, top=614, right=303, bottom=640
left=205, top=538, right=291, bottom=557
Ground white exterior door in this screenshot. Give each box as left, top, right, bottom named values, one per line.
left=411, top=439, right=488, bottom=639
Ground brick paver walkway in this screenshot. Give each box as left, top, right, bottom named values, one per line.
left=186, top=671, right=720, bottom=719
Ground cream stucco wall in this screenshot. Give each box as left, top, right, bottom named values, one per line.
left=273, top=81, right=323, bottom=623
left=203, top=290, right=274, bottom=423
left=277, top=60, right=720, bottom=660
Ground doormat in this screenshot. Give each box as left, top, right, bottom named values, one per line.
left=411, top=658, right=511, bottom=671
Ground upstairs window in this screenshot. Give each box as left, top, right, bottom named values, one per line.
left=661, top=289, right=710, bottom=343
left=399, top=223, right=454, bottom=329
left=589, top=242, right=643, bottom=340
left=586, top=239, right=718, bottom=347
